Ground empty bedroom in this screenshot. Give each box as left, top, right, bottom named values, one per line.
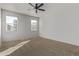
left=0, top=3, right=79, bottom=56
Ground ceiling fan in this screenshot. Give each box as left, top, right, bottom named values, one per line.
left=29, top=3, right=45, bottom=13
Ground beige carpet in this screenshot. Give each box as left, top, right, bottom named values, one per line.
left=0, top=38, right=30, bottom=52
left=0, top=40, right=30, bottom=56
left=6, top=37, right=79, bottom=56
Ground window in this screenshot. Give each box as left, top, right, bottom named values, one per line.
left=31, top=20, right=38, bottom=31
left=6, top=16, right=18, bottom=32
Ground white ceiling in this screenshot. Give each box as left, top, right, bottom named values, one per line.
left=0, top=3, right=79, bottom=17
left=0, top=3, right=47, bottom=17
left=0, top=3, right=37, bottom=16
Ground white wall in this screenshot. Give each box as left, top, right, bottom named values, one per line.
left=0, top=8, right=1, bottom=46
left=1, top=9, right=39, bottom=42
left=0, top=3, right=39, bottom=42
left=39, top=3, right=79, bottom=46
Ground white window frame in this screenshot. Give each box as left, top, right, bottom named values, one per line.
left=31, top=19, right=38, bottom=31
left=6, top=16, right=18, bottom=32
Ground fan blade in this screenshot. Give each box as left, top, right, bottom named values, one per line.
left=29, top=3, right=35, bottom=8
left=38, top=9, right=45, bottom=11
left=37, top=3, right=44, bottom=9
left=35, top=4, right=38, bottom=9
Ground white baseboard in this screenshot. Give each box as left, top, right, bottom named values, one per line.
left=40, top=33, right=79, bottom=46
